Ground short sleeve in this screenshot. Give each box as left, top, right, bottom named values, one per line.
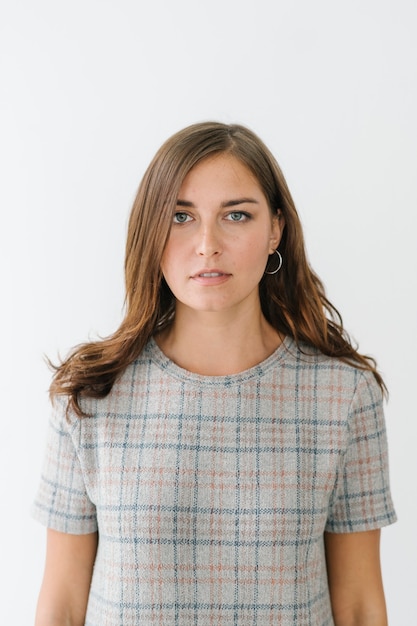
left=31, top=397, right=98, bottom=534
left=325, top=370, right=397, bottom=533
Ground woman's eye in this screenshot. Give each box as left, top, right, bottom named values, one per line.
left=226, top=211, right=250, bottom=222
left=173, top=212, right=191, bottom=224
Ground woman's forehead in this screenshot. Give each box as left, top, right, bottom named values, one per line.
left=178, top=153, right=262, bottom=197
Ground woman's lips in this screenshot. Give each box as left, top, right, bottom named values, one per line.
left=191, top=270, right=231, bottom=285
left=198, top=272, right=223, bottom=277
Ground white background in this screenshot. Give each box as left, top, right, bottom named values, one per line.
left=1, top=1, right=416, bottom=623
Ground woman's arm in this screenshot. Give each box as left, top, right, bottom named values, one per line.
left=324, top=529, right=388, bottom=626
left=35, top=528, right=98, bottom=626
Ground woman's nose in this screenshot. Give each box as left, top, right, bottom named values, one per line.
left=195, top=224, right=222, bottom=257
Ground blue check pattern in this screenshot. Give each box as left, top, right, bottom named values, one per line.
left=32, top=337, right=396, bottom=625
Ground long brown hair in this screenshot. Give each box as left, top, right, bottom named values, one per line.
left=50, top=121, right=385, bottom=415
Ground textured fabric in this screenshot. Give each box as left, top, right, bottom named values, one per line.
left=32, top=336, right=396, bottom=625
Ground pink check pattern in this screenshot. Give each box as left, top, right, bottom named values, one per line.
left=33, top=337, right=396, bottom=625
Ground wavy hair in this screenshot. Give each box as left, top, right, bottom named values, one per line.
left=50, top=122, right=385, bottom=415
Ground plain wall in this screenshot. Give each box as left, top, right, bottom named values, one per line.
left=1, top=1, right=416, bottom=623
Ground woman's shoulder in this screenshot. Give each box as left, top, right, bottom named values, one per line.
left=282, top=338, right=382, bottom=395
left=74, top=339, right=159, bottom=416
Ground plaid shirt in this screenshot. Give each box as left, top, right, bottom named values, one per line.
left=33, top=337, right=396, bottom=625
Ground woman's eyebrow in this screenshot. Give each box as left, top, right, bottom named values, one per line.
left=176, top=197, right=259, bottom=208
left=221, top=198, right=259, bottom=208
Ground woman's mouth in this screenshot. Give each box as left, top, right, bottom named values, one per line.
left=198, top=272, right=224, bottom=277
left=191, top=270, right=231, bottom=285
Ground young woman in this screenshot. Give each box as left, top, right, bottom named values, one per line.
left=33, top=122, right=396, bottom=625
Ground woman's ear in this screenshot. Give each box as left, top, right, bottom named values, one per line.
left=269, top=211, right=285, bottom=254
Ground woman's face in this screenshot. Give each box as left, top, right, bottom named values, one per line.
left=161, top=153, right=284, bottom=318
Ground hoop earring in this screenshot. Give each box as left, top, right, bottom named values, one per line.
left=265, top=250, right=283, bottom=275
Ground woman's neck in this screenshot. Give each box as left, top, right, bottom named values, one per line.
left=155, top=306, right=283, bottom=376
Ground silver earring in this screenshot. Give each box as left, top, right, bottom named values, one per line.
left=265, top=250, right=283, bottom=275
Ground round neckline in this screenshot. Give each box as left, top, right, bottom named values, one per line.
left=145, top=335, right=293, bottom=386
